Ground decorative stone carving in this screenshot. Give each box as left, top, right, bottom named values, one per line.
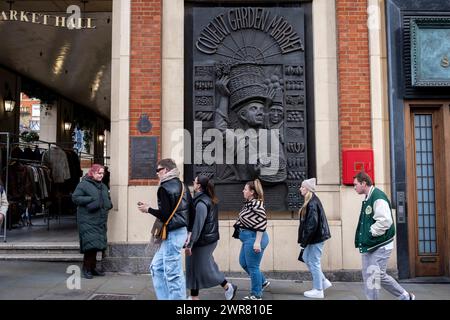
left=191, top=6, right=308, bottom=211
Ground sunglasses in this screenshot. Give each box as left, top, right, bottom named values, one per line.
left=156, top=167, right=165, bottom=173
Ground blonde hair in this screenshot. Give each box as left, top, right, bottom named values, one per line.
left=246, top=178, right=264, bottom=202
left=298, top=190, right=313, bottom=218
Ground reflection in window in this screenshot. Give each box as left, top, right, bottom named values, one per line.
left=73, top=127, right=86, bottom=153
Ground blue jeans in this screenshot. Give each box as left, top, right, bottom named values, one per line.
left=239, top=229, right=269, bottom=297
left=150, top=226, right=187, bottom=300
left=303, top=241, right=326, bottom=290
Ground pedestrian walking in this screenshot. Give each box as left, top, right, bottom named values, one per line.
left=233, top=178, right=270, bottom=300
left=72, top=164, right=112, bottom=279
left=185, top=175, right=237, bottom=300
left=353, top=171, right=415, bottom=300
left=297, top=178, right=332, bottom=299
left=137, top=158, right=193, bottom=300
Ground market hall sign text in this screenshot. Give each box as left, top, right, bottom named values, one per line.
left=0, top=10, right=96, bottom=29
left=196, top=7, right=304, bottom=55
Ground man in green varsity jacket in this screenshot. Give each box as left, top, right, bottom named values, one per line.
left=353, top=171, right=415, bottom=300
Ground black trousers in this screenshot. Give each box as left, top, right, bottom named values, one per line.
left=83, top=249, right=98, bottom=271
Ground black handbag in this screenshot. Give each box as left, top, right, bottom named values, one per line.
left=151, top=184, right=184, bottom=244
left=298, top=248, right=305, bottom=263
left=232, top=225, right=240, bottom=239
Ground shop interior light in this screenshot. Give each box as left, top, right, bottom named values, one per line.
left=98, top=134, right=105, bottom=142
left=4, top=97, right=15, bottom=112
left=3, top=83, right=15, bottom=113
left=64, top=121, right=72, bottom=131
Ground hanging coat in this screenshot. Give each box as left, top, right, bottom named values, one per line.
left=72, top=176, right=113, bottom=253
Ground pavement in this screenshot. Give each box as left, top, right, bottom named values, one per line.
left=0, top=261, right=449, bottom=300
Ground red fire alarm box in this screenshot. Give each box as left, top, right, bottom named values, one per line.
left=342, top=149, right=374, bottom=185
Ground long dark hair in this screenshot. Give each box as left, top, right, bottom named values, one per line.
left=196, top=175, right=218, bottom=204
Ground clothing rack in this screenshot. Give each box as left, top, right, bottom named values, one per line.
left=1, top=136, right=55, bottom=236
left=1, top=134, right=84, bottom=241
left=41, top=142, right=78, bottom=226
left=44, top=142, right=84, bottom=225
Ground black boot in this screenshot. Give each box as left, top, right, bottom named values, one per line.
left=82, top=267, right=93, bottom=279
left=83, top=252, right=95, bottom=279
left=92, top=268, right=105, bottom=276
left=90, top=253, right=105, bottom=276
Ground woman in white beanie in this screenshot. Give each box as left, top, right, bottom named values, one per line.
left=298, top=178, right=332, bottom=299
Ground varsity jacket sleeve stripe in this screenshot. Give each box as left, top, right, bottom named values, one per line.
left=370, top=199, right=393, bottom=237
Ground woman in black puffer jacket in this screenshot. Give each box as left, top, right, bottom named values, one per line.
left=72, top=164, right=112, bottom=279
left=298, top=178, right=331, bottom=299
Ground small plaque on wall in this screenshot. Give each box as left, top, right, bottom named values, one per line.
left=411, top=17, right=450, bottom=86
left=130, top=136, right=158, bottom=179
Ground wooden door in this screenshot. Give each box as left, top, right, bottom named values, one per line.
left=405, top=102, right=449, bottom=277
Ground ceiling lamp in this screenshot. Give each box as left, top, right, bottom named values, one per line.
left=3, top=83, right=16, bottom=113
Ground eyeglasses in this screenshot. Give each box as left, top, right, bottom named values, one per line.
left=156, top=167, right=165, bottom=173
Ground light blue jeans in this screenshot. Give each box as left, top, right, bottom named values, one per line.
left=303, top=241, right=326, bottom=290
left=150, top=226, right=187, bottom=300
left=239, top=229, right=269, bottom=297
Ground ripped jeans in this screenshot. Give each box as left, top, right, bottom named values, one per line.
left=150, top=226, right=187, bottom=300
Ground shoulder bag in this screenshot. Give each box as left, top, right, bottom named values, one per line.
left=151, top=183, right=185, bottom=244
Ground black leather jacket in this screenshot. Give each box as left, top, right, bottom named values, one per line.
left=158, top=178, right=193, bottom=231
left=192, top=192, right=219, bottom=247
left=298, top=194, right=331, bottom=247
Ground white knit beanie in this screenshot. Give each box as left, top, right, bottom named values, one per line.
left=301, top=178, right=316, bottom=193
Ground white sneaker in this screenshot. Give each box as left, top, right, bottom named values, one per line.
left=242, top=295, right=262, bottom=300
left=225, top=284, right=237, bottom=300
left=322, top=279, right=332, bottom=291
left=262, top=281, right=271, bottom=291
left=304, top=289, right=324, bottom=299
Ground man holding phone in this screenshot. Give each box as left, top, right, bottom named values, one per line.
left=138, top=158, right=193, bottom=300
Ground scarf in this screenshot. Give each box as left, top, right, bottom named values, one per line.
left=159, top=168, right=180, bottom=184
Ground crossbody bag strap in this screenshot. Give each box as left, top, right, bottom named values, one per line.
left=163, top=182, right=185, bottom=227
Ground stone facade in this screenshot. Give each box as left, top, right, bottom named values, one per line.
left=105, top=0, right=394, bottom=275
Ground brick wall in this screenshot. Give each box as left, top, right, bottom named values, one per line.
left=129, top=0, right=162, bottom=185
left=336, top=0, right=372, bottom=150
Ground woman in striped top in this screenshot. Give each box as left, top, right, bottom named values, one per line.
left=234, top=179, right=270, bottom=300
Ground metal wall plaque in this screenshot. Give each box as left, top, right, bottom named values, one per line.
left=137, top=114, right=152, bottom=133
left=189, top=5, right=307, bottom=211
left=130, top=136, right=158, bottom=179
left=411, top=17, right=450, bottom=86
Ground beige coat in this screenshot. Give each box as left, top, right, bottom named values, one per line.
left=0, top=188, right=8, bottom=221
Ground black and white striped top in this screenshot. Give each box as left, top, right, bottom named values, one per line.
left=235, top=199, right=267, bottom=232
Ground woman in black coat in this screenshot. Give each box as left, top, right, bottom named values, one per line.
left=72, top=164, right=112, bottom=279
left=298, top=178, right=331, bottom=299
